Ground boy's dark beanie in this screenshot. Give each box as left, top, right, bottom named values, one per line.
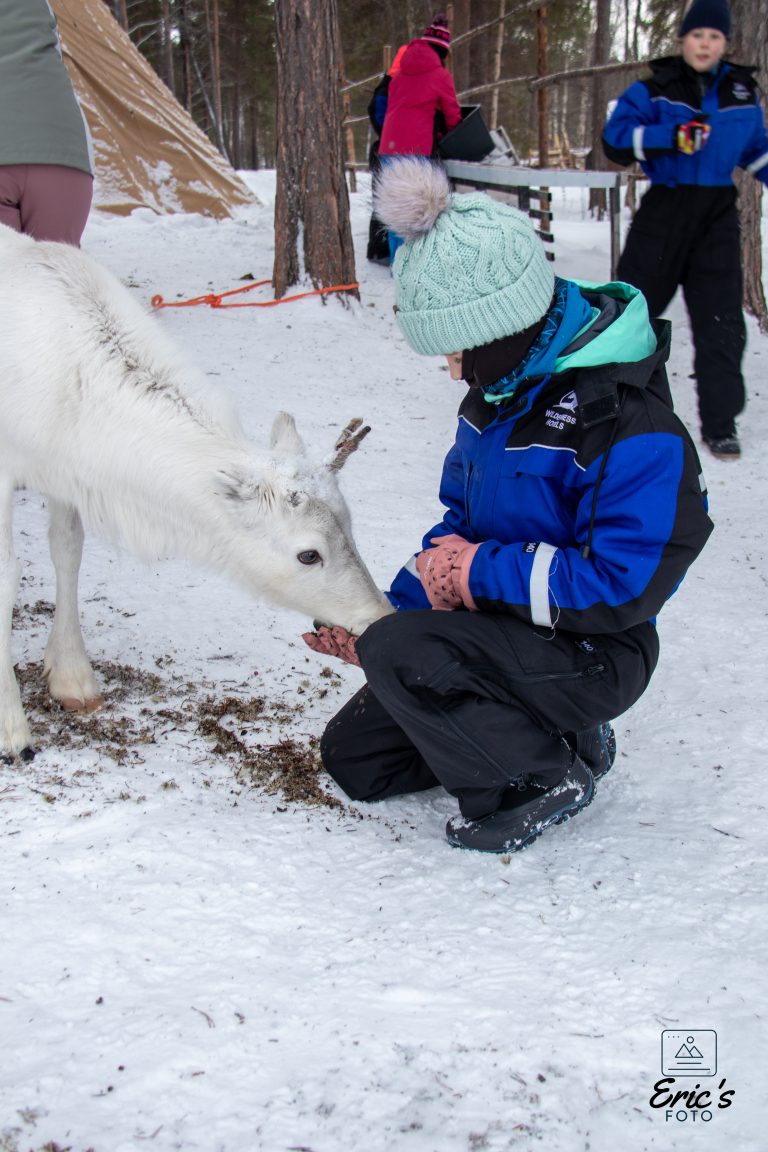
left=679, top=0, right=731, bottom=37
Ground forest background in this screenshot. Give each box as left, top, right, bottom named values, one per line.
left=105, top=0, right=700, bottom=172
left=99, top=0, right=766, bottom=320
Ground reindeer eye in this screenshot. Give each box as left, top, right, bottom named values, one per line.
left=297, top=549, right=322, bottom=566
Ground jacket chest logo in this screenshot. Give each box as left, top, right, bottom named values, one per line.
left=732, top=83, right=750, bottom=101
left=545, top=391, right=578, bottom=432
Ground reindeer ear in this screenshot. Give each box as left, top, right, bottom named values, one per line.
left=270, top=411, right=305, bottom=455
left=215, top=469, right=275, bottom=508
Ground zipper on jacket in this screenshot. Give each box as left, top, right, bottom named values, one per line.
left=464, top=461, right=474, bottom=530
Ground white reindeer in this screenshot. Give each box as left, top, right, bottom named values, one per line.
left=0, top=224, right=391, bottom=761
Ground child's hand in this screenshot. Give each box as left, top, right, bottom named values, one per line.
left=415, top=534, right=479, bottom=611
left=676, top=120, right=711, bottom=155
left=302, top=625, right=361, bottom=666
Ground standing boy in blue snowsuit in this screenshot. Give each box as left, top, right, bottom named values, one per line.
left=303, top=158, right=713, bottom=855
left=602, top=0, right=768, bottom=460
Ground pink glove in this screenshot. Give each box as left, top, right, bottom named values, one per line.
left=415, top=534, right=480, bottom=611
left=302, top=625, right=361, bottom=667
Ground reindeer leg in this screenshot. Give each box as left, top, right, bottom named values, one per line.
left=44, top=499, right=103, bottom=714
left=0, top=480, right=34, bottom=760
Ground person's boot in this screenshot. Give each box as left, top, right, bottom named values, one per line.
left=445, top=757, right=595, bottom=854
left=575, top=723, right=616, bottom=781
left=703, top=432, right=740, bottom=460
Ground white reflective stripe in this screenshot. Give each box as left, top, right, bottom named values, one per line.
left=405, top=553, right=419, bottom=577
left=530, top=543, right=557, bottom=627
left=747, top=151, right=768, bottom=175
left=504, top=443, right=585, bottom=470
left=633, top=126, right=646, bottom=161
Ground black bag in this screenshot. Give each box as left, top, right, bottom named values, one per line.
left=438, top=105, right=495, bottom=162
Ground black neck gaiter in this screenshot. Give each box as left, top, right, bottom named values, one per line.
left=461, top=314, right=549, bottom=388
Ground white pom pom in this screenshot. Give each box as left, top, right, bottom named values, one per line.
left=373, top=157, right=452, bottom=241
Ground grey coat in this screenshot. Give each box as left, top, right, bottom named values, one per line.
left=0, top=0, right=93, bottom=174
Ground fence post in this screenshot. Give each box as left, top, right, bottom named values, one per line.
left=609, top=177, right=622, bottom=279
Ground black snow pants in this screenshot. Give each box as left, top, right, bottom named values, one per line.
left=321, top=611, right=659, bottom=820
left=617, top=184, right=746, bottom=441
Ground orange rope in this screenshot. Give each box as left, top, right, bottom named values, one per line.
left=151, top=278, right=359, bottom=310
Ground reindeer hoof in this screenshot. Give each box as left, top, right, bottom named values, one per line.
left=60, top=696, right=105, bottom=715
left=1, top=745, right=36, bottom=765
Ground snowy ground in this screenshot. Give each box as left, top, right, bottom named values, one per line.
left=1, top=172, right=766, bottom=1152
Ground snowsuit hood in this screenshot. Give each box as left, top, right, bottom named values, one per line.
left=482, top=279, right=657, bottom=404
left=400, top=40, right=447, bottom=75
left=557, top=280, right=658, bottom=371
left=379, top=42, right=462, bottom=157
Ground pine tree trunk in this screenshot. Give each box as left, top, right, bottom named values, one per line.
left=273, top=0, right=358, bottom=300
left=470, top=0, right=493, bottom=102
left=452, top=0, right=471, bottom=96
left=490, top=0, right=505, bottom=130
left=536, top=5, right=549, bottom=167
left=590, top=0, right=612, bottom=217
left=161, top=0, right=175, bottom=93
left=205, top=0, right=228, bottom=160
left=177, top=0, right=193, bottom=112
left=730, top=0, right=768, bottom=331
left=632, top=0, right=642, bottom=59
left=114, top=0, right=128, bottom=30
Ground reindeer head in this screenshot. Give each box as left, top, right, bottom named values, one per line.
left=216, top=413, right=393, bottom=635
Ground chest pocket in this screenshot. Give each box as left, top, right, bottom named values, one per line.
left=500, top=444, right=584, bottom=482
left=492, top=445, right=585, bottom=545
left=711, top=108, right=757, bottom=169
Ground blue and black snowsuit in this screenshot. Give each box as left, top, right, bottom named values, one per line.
left=321, top=282, right=714, bottom=820
left=366, top=73, right=392, bottom=262
left=603, top=56, right=768, bottom=442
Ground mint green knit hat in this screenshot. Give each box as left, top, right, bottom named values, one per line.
left=373, top=157, right=555, bottom=355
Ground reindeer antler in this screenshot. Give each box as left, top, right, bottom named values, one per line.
left=329, top=418, right=371, bottom=472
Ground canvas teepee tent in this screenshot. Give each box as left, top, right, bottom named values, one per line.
left=50, top=0, right=256, bottom=218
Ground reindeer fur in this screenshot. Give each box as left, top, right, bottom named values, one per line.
left=0, top=224, right=390, bottom=759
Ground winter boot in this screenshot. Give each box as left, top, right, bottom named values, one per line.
left=445, top=758, right=595, bottom=854
left=703, top=432, right=740, bottom=460
left=574, top=723, right=616, bottom=781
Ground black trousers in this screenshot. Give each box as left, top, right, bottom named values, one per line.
left=617, top=185, right=746, bottom=440
left=321, top=611, right=659, bottom=820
